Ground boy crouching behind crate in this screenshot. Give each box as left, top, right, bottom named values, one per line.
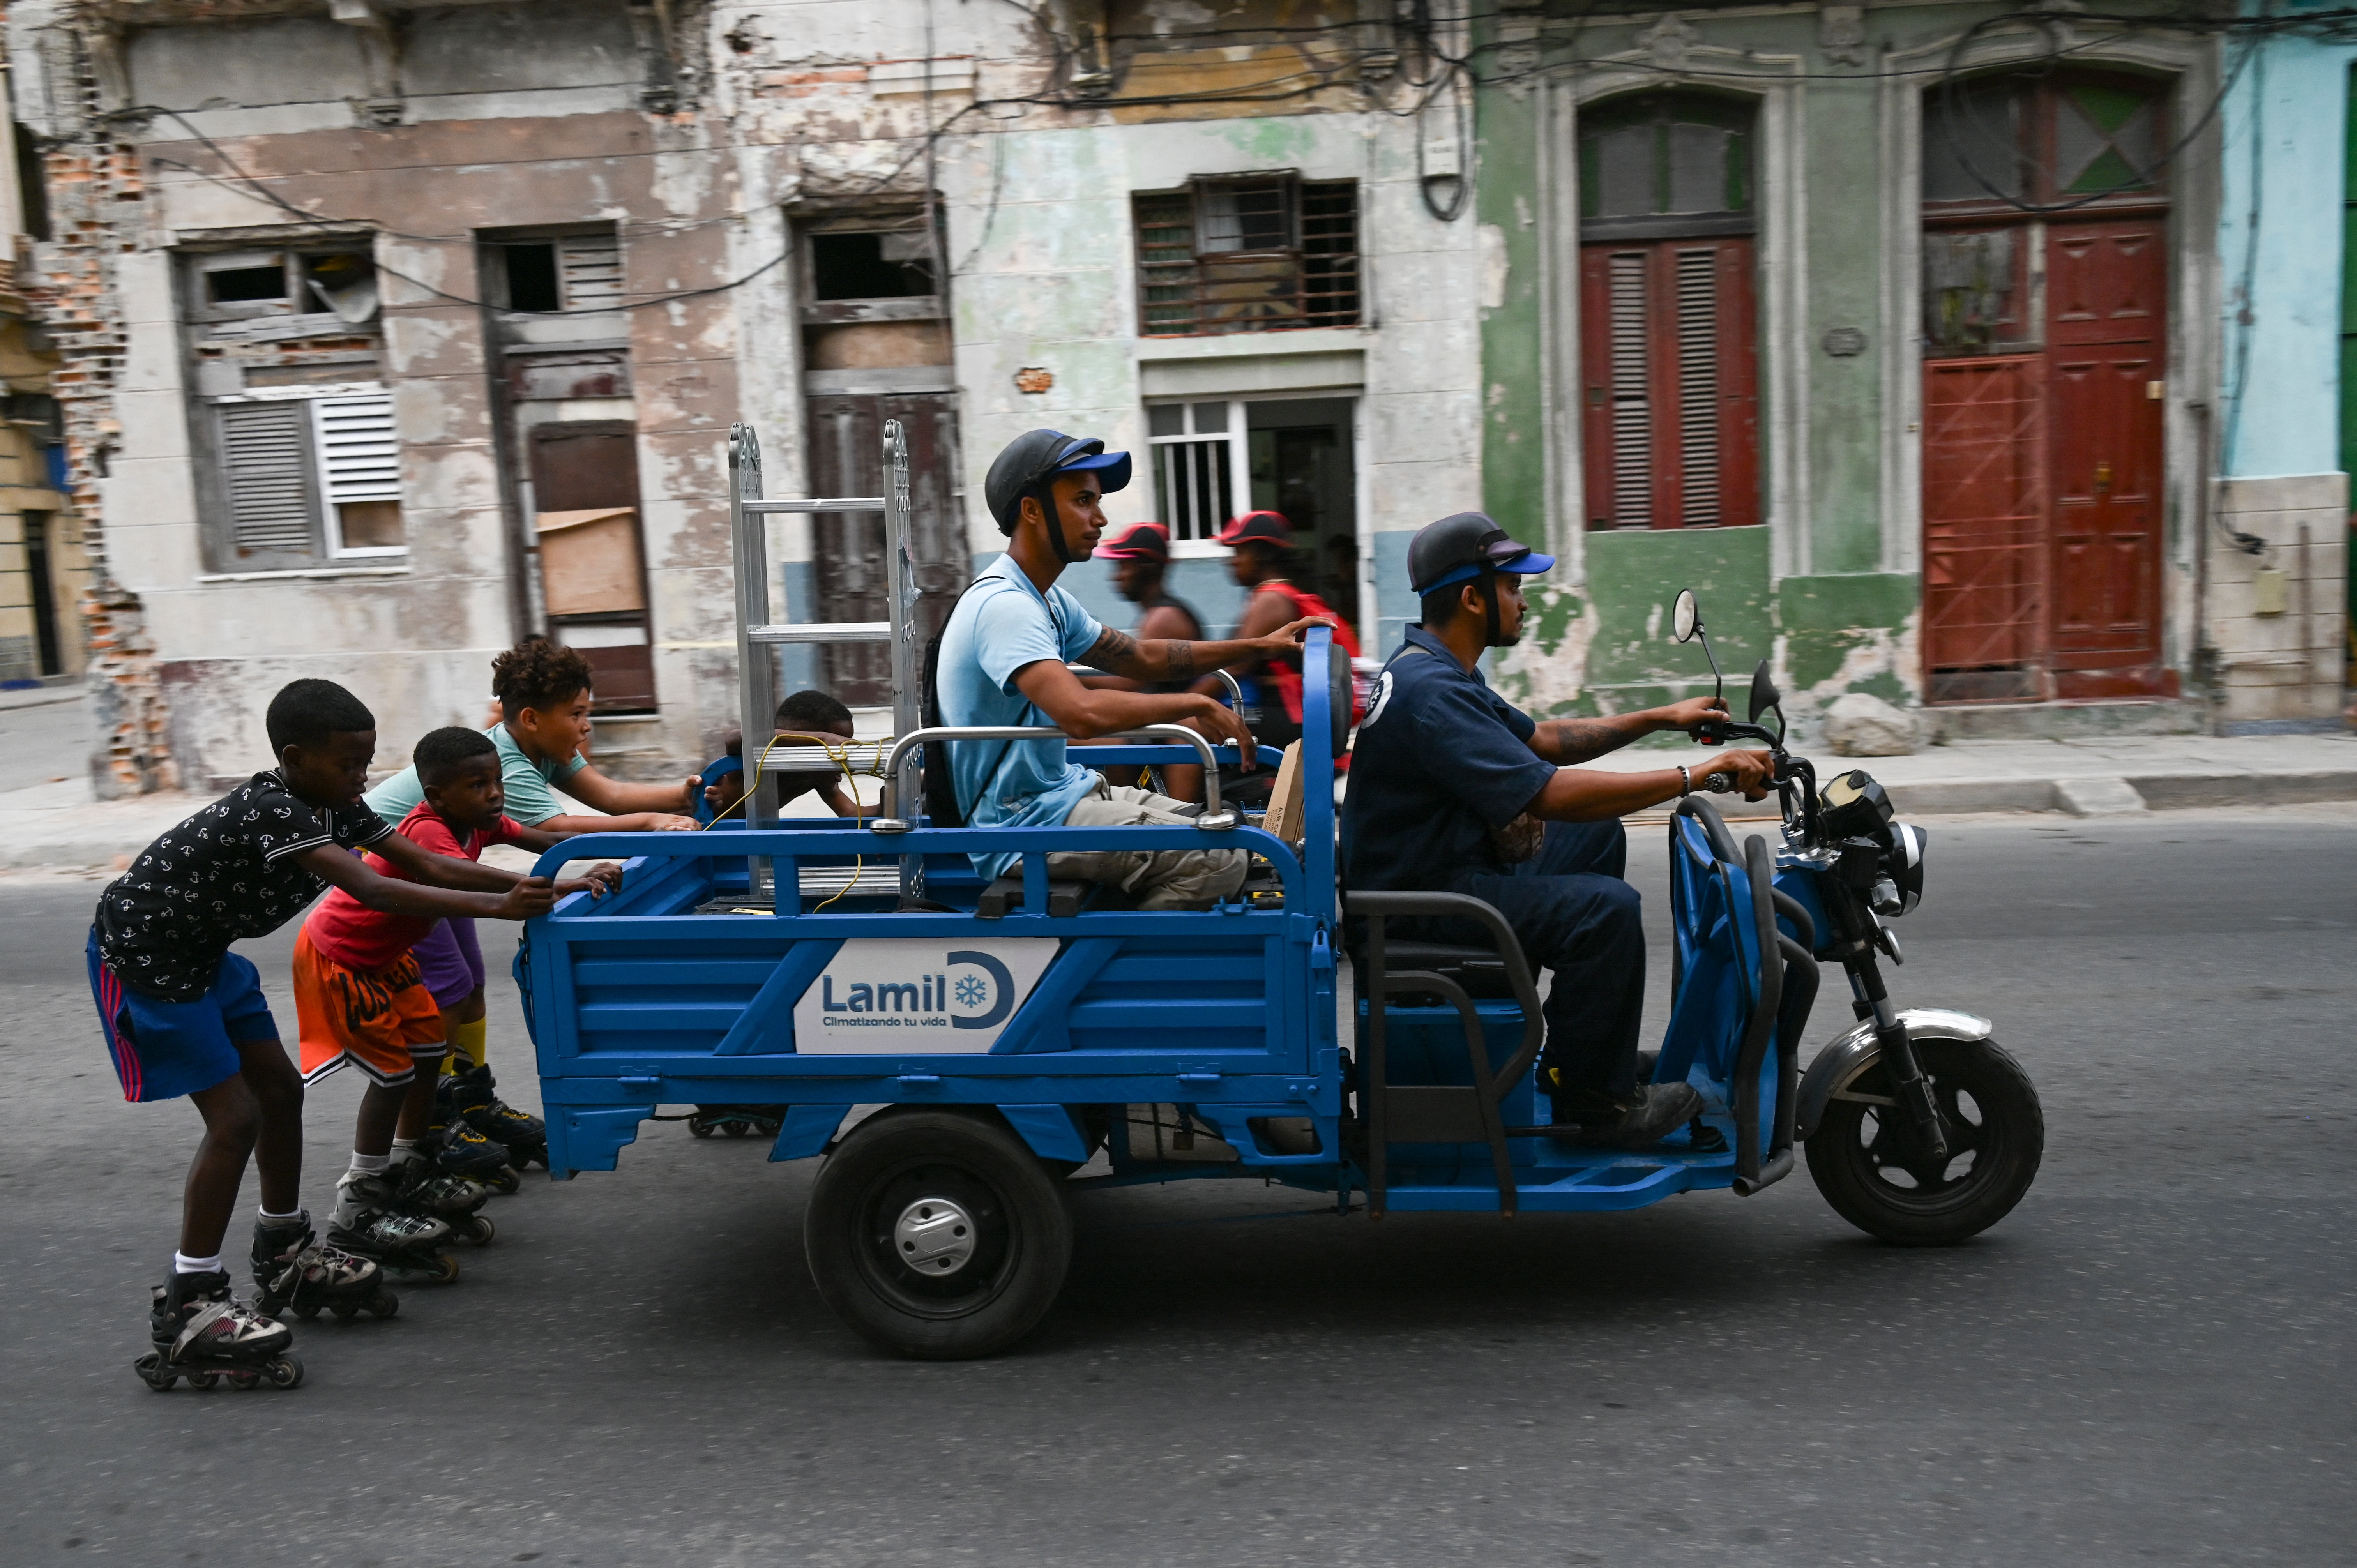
left=299, top=727, right=618, bottom=1278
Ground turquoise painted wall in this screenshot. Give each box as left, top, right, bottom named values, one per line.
left=2220, top=23, right=2355, bottom=479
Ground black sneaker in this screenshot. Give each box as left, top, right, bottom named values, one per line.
left=1546, top=1071, right=1705, bottom=1149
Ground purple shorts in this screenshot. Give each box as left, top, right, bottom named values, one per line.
left=412, top=918, right=485, bottom=1011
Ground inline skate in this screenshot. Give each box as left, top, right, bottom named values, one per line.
left=441, top=1063, right=548, bottom=1171
left=426, top=1101, right=520, bottom=1195
left=388, top=1147, right=496, bottom=1246
left=251, top=1213, right=400, bottom=1320
left=687, top=1104, right=787, bottom=1140
left=134, top=1270, right=303, bottom=1391
left=327, top=1169, right=460, bottom=1284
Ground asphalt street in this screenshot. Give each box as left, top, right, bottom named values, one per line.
left=1, top=806, right=2350, bottom=1566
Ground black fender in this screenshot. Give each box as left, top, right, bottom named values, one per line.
left=1795, top=1008, right=1995, bottom=1142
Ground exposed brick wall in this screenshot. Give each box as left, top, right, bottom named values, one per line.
left=19, top=31, right=170, bottom=795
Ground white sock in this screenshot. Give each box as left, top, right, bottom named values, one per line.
left=258, top=1206, right=304, bottom=1227
left=389, top=1137, right=423, bottom=1165
left=172, top=1251, right=221, bottom=1275
left=347, top=1151, right=390, bottom=1176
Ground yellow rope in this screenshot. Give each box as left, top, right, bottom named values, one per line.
left=702, top=731, right=895, bottom=913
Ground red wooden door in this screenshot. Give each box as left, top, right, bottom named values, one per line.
left=1921, top=355, right=2048, bottom=701
left=1921, top=216, right=2168, bottom=701
left=2045, top=220, right=2168, bottom=695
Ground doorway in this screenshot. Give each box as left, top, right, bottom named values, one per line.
left=24, top=512, right=58, bottom=675
left=1144, top=394, right=1360, bottom=636
left=1919, top=71, right=2174, bottom=702
left=1247, top=397, right=1359, bottom=631
left=528, top=422, right=656, bottom=713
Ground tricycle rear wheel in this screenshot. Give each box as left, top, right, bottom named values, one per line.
left=1805, top=1036, right=2042, bottom=1245
left=804, top=1109, right=1072, bottom=1360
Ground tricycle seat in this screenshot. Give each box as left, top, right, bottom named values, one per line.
left=1353, top=940, right=1517, bottom=1000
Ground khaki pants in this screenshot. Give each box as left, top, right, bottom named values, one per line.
left=1050, top=782, right=1248, bottom=911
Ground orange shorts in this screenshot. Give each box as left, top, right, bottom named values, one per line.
left=294, top=927, right=445, bottom=1088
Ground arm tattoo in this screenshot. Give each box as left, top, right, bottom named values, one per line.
left=1547, top=718, right=1626, bottom=764
left=1090, top=627, right=1143, bottom=674
left=1166, top=641, right=1197, bottom=680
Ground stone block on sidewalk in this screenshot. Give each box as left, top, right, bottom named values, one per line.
left=1822, top=693, right=1919, bottom=757
left=2057, top=776, right=2148, bottom=816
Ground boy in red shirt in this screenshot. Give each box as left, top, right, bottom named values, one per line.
left=299, top=727, right=617, bottom=1271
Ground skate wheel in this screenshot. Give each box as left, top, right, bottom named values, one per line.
left=293, top=1302, right=321, bottom=1320
left=265, top=1353, right=304, bottom=1390
left=486, top=1167, right=520, bottom=1196
left=134, top=1352, right=176, bottom=1392
left=725, top=1121, right=748, bottom=1138
left=462, top=1215, right=496, bottom=1247
left=226, top=1370, right=260, bottom=1390
left=186, top=1370, right=219, bottom=1390
left=688, top=1118, right=714, bottom=1138
left=366, top=1290, right=399, bottom=1319
left=428, top=1254, right=461, bottom=1285
left=330, top=1301, right=358, bottom=1321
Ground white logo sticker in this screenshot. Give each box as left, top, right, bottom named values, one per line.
left=1362, top=669, right=1396, bottom=728
left=791, top=938, right=1058, bottom=1054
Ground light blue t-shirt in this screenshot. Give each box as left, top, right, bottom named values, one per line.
left=937, top=554, right=1104, bottom=881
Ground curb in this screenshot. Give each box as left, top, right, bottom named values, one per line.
left=1887, top=769, right=2357, bottom=818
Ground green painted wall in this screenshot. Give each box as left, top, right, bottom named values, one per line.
left=1474, top=5, right=1935, bottom=725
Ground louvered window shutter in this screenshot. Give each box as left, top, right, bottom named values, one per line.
left=558, top=233, right=624, bottom=309
left=1580, top=237, right=1759, bottom=528
left=311, top=388, right=399, bottom=503
left=218, top=399, right=319, bottom=562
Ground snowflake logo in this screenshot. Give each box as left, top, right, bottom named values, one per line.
left=953, top=974, right=989, bottom=1008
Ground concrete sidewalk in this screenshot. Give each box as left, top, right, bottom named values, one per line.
left=1590, top=729, right=2357, bottom=818
left=2, top=708, right=2352, bottom=869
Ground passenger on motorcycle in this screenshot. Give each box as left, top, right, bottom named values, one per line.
left=1340, top=511, right=1775, bottom=1145
left=935, top=429, right=1331, bottom=909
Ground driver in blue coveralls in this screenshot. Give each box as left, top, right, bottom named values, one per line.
left=1341, top=512, right=1775, bottom=1146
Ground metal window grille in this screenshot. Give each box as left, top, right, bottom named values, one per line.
left=1147, top=401, right=1236, bottom=541
left=1133, top=178, right=1360, bottom=337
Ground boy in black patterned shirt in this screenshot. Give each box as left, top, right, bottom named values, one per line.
left=90, top=679, right=561, bottom=1384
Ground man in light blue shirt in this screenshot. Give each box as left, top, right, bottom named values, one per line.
left=938, top=429, right=1332, bottom=908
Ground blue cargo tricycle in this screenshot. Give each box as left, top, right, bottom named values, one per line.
left=515, top=427, right=2042, bottom=1358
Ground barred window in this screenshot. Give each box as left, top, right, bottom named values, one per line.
left=1134, top=175, right=1360, bottom=337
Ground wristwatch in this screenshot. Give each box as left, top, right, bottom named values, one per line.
left=1676, top=764, right=1692, bottom=797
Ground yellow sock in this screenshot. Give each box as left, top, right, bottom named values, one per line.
left=446, top=1016, right=488, bottom=1073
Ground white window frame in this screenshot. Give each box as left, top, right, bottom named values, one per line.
left=1144, top=397, right=1251, bottom=558
left=210, top=382, right=405, bottom=561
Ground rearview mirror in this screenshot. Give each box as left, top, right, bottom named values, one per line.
left=1671, top=589, right=1699, bottom=643
left=1747, top=660, right=1781, bottom=723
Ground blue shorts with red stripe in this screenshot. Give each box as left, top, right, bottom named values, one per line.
left=86, top=927, right=279, bottom=1102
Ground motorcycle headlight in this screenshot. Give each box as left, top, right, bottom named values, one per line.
left=1872, top=821, right=1927, bottom=916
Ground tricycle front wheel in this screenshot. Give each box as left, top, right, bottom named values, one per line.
left=804, top=1109, right=1072, bottom=1360
left=1805, top=1036, right=2043, bottom=1245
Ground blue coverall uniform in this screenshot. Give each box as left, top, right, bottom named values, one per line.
left=1339, top=625, right=1646, bottom=1105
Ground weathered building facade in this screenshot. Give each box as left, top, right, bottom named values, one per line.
left=11, top=0, right=1492, bottom=788
left=0, top=71, right=83, bottom=695
left=7, top=0, right=2346, bottom=792
left=9, top=0, right=740, bottom=789
left=1474, top=0, right=2346, bottom=739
